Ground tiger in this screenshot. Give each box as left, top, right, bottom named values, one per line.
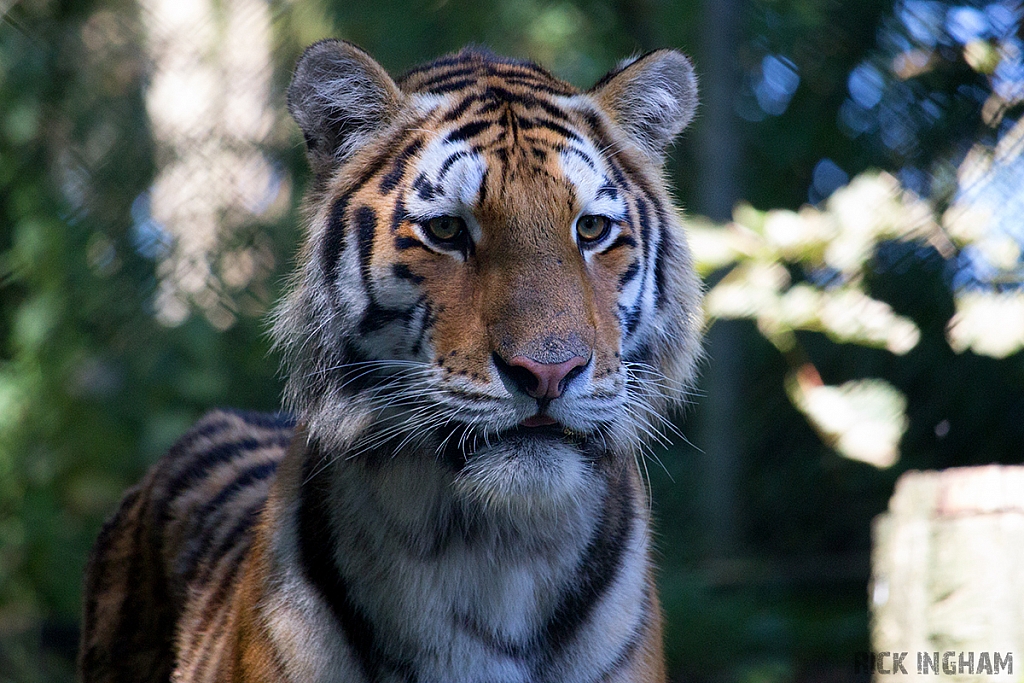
left=78, top=40, right=703, bottom=683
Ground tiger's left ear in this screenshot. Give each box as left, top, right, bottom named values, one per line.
left=590, top=50, right=698, bottom=162
left=288, top=40, right=405, bottom=178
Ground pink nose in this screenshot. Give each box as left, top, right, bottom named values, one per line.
left=507, top=355, right=588, bottom=399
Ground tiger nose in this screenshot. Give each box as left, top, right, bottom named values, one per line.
left=505, top=355, right=589, bottom=400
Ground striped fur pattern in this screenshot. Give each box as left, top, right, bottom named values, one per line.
left=80, top=41, right=702, bottom=683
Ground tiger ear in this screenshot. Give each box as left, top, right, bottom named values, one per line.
left=288, top=40, right=404, bottom=176
left=590, top=50, right=698, bottom=162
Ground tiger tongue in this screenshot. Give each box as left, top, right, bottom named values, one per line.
left=520, top=414, right=558, bottom=428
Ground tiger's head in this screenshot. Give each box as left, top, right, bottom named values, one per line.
left=275, top=40, right=702, bottom=478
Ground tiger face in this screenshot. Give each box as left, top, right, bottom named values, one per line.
left=277, top=41, right=702, bottom=466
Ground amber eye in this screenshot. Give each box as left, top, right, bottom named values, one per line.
left=576, top=215, right=612, bottom=244
left=424, top=215, right=467, bottom=242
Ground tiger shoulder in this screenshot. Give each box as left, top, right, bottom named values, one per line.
left=79, top=40, right=703, bottom=683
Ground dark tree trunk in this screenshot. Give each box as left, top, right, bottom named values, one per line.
left=695, top=0, right=744, bottom=559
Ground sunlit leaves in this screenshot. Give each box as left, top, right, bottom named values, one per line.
left=694, top=173, right=929, bottom=357
left=947, top=290, right=1024, bottom=357
left=788, top=376, right=909, bottom=468
left=690, top=163, right=1020, bottom=468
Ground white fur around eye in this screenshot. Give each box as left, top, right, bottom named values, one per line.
left=582, top=195, right=625, bottom=222
left=557, top=136, right=627, bottom=224
left=405, top=137, right=488, bottom=244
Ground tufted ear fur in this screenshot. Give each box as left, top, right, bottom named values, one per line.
left=590, top=50, right=698, bottom=163
left=287, top=39, right=404, bottom=177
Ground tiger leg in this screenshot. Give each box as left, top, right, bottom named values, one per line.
left=78, top=482, right=177, bottom=683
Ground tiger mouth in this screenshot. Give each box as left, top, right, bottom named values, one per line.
left=497, top=422, right=590, bottom=445
left=513, top=421, right=564, bottom=438
left=434, top=420, right=589, bottom=470
left=519, top=414, right=558, bottom=428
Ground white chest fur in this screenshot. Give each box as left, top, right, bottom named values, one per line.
left=267, top=436, right=653, bottom=683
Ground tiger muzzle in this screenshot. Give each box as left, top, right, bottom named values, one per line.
left=484, top=251, right=597, bottom=402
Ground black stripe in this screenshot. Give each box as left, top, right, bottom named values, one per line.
left=446, top=120, right=493, bottom=143
left=380, top=138, right=424, bottom=194
left=192, top=500, right=264, bottom=588
left=354, top=204, right=418, bottom=338
left=491, top=124, right=509, bottom=146
left=412, top=173, right=439, bottom=201
left=574, top=108, right=633, bottom=189
left=390, top=199, right=407, bottom=234
left=606, top=155, right=629, bottom=188
left=399, top=54, right=468, bottom=80
left=636, top=197, right=652, bottom=266
left=442, top=93, right=479, bottom=122
left=530, top=96, right=573, bottom=121
left=489, top=60, right=560, bottom=79
left=320, top=129, right=413, bottom=279
left=605, top=233, right=637, bottom=253
left=650, top=197, right=671, bottom=312
left=81, top=487, right=141, bottom=641
left=493, top=147, right=509, bottom=175
left=559, top=145, right=595, bottom=170
left=574, top=107, right=613, bottom=148
left=159, top=435, right=292, bottom=525
left=105, top=485, right=161, bottom=670
left=354, top=205, right=378, bottom=289
left=478, top=100, right=503, bottom=115
left=358, top=302, right=418, bottom=335
left=193, top=461, right=276, bottom=535
left=525, top=162, right=548, bottom=178
left=533, top=467, right=634, bottom=672
left=620, top=304, right=642, bottom=336
left=578, top=109, right=605, bottom=136
left=333, top=339, right=376, bottom=395
left=617, top=261, right=641, bottom=290
left=162, top=416, right=236, bottom=467
left=181, top=461, right=278, bottom=582
left=489, top=62, right=555, bottom=79
left=218, top=408, right=295, bottom=431
left=633, top=196, right=653, bottom=316
left=322, top=194, right=350, bottom=280
left=401, top=49, right=544, bottom=83
left=597, top=185, right=618, bottom=199
left=426, top=78, right=475, bottom=94
left=500, top=76, right=574, bottom=95
left=654, top=229, right=671, bottom=311
left=481, top=84, right=537, bottom=108
left=480, top=86, right=571, bottom=120
left=519, top=116, right=580, bottom=142
left=395, top=235, right=431, bottom=252
left=409, top=300, right=433, bottom=357
left=437, top=151, right=470, bottom=181
left=392, top=263, right=424, bottom=284
left=298, top=444, right=418, bottom=683
left=505, top=107, right=520, bottom=143
left=415, top=66, right=478, bottom=90
left=623, top=341, right=653, bottom=367
left=477, top=169, right=489, bottom=204
left=190, top=527, right=252, bottom=646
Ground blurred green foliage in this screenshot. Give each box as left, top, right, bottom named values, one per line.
left=1, top=0, right=1023, bottom=681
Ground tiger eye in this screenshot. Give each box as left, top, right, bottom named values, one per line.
left=576, top=215, right=611, bottom=243
left=425, top=216, right=466, bottom=242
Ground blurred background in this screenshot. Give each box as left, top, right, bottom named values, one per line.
left=1, top=0, right=1023, bottom=680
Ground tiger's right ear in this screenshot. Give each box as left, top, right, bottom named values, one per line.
left=589, top=50, right=698, bottom=163
left=288, top=40, right=404, bottom=177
